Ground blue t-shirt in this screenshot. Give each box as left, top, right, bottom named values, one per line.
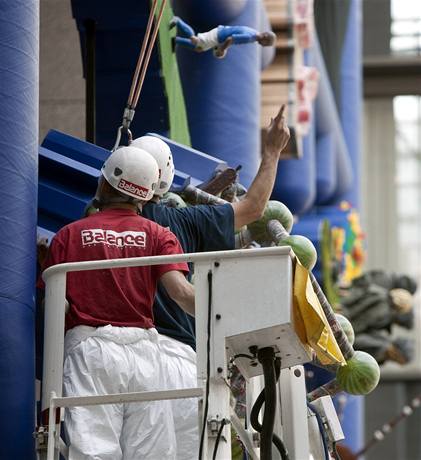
left=142, top=203, right=235, bottom=349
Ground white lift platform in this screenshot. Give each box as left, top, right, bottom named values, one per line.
left=38, top=246, right=344, bottom=460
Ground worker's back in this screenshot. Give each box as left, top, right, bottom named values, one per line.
left=41, top=208, right=186, bottom=331
left=142, top=202, right=234, bottom=348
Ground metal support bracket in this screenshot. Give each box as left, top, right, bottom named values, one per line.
left=122, top=107, right=135, bottom=130
left=34, top=425, right=48, bottom=452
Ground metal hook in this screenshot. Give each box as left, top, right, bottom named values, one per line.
left=111, top=126, right=133, bottom=152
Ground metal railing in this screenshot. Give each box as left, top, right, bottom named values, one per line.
left=40, top=246, right=286, bottom=460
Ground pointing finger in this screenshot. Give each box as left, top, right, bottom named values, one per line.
left=274, top=104, right=286, bottom=124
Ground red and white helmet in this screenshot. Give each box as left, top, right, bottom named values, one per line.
left=101, top=146, right=159, bottom=201
left=131, top=136, right=175, bottom=197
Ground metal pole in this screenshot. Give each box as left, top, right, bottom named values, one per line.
left=42, top=272, right=67, bottom=413
left=279, top=366, right=310, bottom=459
left=84, top=18, right=96, bottom=144
left=206, top=378, right=231, bottom=459
left=42, top=247, right=291, bottom=280
left=53, top=387, right=204, bottom=408
left=47, top=392, right=59, bottom=460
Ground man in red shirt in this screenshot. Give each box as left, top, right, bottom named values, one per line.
left=41, top=146, right=194, bottom=459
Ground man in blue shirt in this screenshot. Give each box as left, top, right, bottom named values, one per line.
left=132, top=104, right=289, bottom=459
left=170, top=16, right=276, bottom=58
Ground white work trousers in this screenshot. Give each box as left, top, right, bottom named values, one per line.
left=159, top=335, right=199, bottom=460
left=63, top=325, right=176, bottom=460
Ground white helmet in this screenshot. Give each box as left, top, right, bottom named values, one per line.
left=131, top=136, right=175, bottom=196
left=101, top=146, right=159, bottom=201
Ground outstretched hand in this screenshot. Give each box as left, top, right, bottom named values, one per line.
left=264, top=104, right=290, bottom=158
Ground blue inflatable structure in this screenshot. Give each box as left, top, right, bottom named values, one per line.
left=271, top=30, right=355, bottom=213
left=175, top=0, right=266, bottom=188
left=272, top=110, right=317, bottom=214
left=295, top=0, right=364, bottom=452
left=71, top=0, right=170, bottom=148
left=313, top=34, right=354, bottom=205
left=0, top=2, right=39, bottom=459
left=39, top=130, right=227, bottom=231
left=340, top=0, right=362, bottom=208
left=173, top=0, right=247, bottom=29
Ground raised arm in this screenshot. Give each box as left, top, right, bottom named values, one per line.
left=160, top=270, right=195, bottom=316
left=231, top=104, right=290, bottom=230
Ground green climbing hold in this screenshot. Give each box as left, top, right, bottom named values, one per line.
left=248, top=200, right=293, bottom=244
left=277, top=235, right=317, bottom=270
left=336, top=351, right=380, bottom=395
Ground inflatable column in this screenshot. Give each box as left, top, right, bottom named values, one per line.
left=175, top=0, right=262, bottom=187
left=0, top=1, right=39, bottom=458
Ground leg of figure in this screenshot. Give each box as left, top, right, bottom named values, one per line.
left=170, top=16, right=196, bottom=37
left=159, top=335, right=199, bottom=460
left=175, top=37, right=197, bottom=50
left=121, top=333, right=177, bottom=460
left=217, top=26, right=258, bottom=45
left=231, top=33, right=258, bottom=45
left=63, top=337, right=127, bottom=460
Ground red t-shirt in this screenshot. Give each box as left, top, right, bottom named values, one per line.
left=40, top=208, right=189, bottom=330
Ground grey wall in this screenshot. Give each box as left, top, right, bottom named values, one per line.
left=361, top=99, right=398, bottom=270
left=363, top=0, right=391, bottom=57
left=365, top=381, right=421, bottom=460
left=362, top=3, right=421, bottom=452
left=39, top=0, right=85, bottom=142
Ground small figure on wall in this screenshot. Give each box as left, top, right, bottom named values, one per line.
left=170, top=16, right=276, bottom=58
